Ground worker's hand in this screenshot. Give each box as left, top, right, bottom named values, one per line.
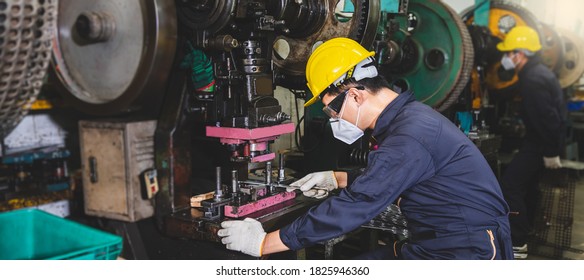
left=301, top=188, right=329, bottom=199
left=289, top=171, right=338, bottom=192
left=543, top=156, right=562, bottom=169
left=286, top=185, right=330, bottom=199
left=218, top=218, right=266, bottom=257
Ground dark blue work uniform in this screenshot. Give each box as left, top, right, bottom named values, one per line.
left=500, top=57, right=567, bottom=247
left=280, top=91, right=514, bottom=259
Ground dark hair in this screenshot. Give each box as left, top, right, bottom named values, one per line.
left=354, top=75, right=392, bottom=93
left=324, top=75, right=391, bottom=96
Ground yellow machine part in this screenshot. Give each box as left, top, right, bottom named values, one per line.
left=464, top=6, right=540, bottom=92
left=484, top=8, right=528, bottom=91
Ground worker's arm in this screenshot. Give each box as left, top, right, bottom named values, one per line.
left=280, top=137, right=435, bottom=251
left=219, top=136, right=433, bottom=256
left=334, top=171, right=348, bottom=188
left=262, top=230, right=289, bottom=255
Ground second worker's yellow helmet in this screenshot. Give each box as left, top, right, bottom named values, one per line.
left=497, top=26, right=542, bottom=53
left=304, top=38, right=377, bottom=107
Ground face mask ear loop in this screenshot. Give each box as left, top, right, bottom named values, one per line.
left=355, top=103, right=361, bottom=128
left=338, top=91, right=350, bottom=119
left=511, top=53, right=521, bottom=67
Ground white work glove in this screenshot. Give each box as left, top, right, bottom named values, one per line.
left=543, top=156, right=562, bottom=169
left=300, top=188, right=329, bottom=199
left=287, top=171, right=337, bottom=199
left=289, top=171, right=338, bottom=192
left=286, top=185, right=330, bottom=199
left=217, top=218, right=266, bottom=257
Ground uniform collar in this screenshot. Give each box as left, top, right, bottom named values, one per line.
left=372, top=90, right=416, bottom=141
left=518, top=56, right=540, bottom=78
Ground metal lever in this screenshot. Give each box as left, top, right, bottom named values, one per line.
left=89, top=156, right=98, bottom=183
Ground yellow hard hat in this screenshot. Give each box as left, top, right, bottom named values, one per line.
left=497, top=26, right=542, bottom=52
left=304, top=38, right=376, bottom=107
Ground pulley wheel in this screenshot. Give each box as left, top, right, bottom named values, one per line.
left=461, top=0, right=543, bottom=93
left=381, top=0, right=474, bottom=111
left=556, top=27, right=584, bottom=89
left=272, top=0, right=380, bottom=89
left=51, top=0, right=177, bottom=116
left=175, top=0, right=235, bottom=34
left=0, top=0, right=57, bottom=136
left=540, top=23, right=565, bottom=76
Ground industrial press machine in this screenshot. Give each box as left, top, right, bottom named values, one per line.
left=0, top=0, right=492, bottom=257
left=3, top=0, right=584, bottom=259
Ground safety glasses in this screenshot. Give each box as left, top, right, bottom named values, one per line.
left=322, top=86, right=364, bottom=119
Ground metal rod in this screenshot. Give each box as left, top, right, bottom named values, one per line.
left=278, top=153, right=285, bottom=182
left=265, top=161, right=272, bottom=185
left=231, top=169, right=239, bottom=194
left=215, top=166, right=223, bottom=200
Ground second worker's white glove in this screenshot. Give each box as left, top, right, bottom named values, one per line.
left=289, top=171, right=338, bottom=192
left=543, top=156, right=562, bottom=169
left=217, top=218, right=266, bottom=257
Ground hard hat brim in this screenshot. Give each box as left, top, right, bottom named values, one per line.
left=304, top=94, right=320, bottom=107
left=496, top=42, right=513, bottom=52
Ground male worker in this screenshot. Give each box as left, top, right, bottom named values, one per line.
left=496, top=26, right=567, bottom=259
left=218, top=38, right=513, bottom=259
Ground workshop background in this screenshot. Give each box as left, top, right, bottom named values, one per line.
left=1, top=0, right=584, bottom=260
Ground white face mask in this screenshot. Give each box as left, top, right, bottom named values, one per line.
left=501, top=54, right=516, bottom=70
left=330, top=97, right=364, bottom=145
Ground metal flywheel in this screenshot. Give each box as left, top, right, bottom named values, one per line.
left=51, top=0, right=177, bottom=116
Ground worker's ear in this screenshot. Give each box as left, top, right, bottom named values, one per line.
left=347, top=87, right=365, bottom=105
left=516, top=50, right=527, bottom=61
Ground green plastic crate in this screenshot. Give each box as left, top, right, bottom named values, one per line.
left=0, top=209, right=123, bottom=260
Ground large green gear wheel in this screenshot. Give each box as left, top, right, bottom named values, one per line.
left=381, top=0, right=474, bottom=111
